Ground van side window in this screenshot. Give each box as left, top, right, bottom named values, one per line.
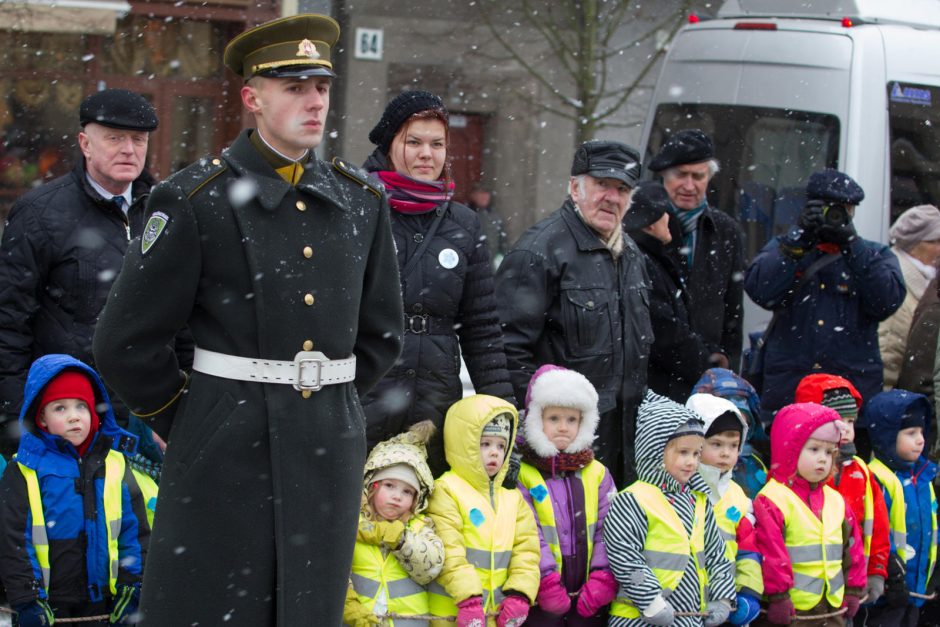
left=888, top=82, right=940, bottom=224
left=645, top=104, right=839, bottom=261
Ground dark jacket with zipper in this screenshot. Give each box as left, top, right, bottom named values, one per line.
left=361, top=151, right=514, bottom=476
left=0, top=160, right=154, bottom=456
left=496, top=200, right=652, bottom=484
left=630, top=225, right=716, bottom=403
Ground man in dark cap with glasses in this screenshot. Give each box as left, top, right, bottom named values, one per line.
left=0, top=88, right=158, bottom=455
left=93, top=14, right=403, bottom=626
left=495, top=140, right=652, bottom=485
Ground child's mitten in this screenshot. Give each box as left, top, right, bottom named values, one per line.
left=703, top=599, right=731, bottom=627
left=641, top=595, right=675, bottom=626
left=765, top=596, right=794, bottom=625
left=109, top=584, right=140, bottom=624
left=496, top=593, right=530, bottom=627
left=357, top=518, right=405, bottom=549
left=865, top=574, right=885, bottom=605
left=728, top=593, right=761, bottom=625
left=13, top=599, right=55, bottom=627
left=575, top=569, right=618, bottom=617
left=536, top=572, right=571, bottom=615
left=456, top=596, right=485, bottom=627
left=843, top=593, right=861, bottom=618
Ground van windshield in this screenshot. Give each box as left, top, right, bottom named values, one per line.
left=889, top=82, right=940, bottom=224
left=646, top=104, right=840, bottom=260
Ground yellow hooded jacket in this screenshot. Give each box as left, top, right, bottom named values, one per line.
left=427, top=395, right=540, bottom=625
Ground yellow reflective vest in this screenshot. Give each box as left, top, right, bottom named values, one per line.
left=868, top=457, right=937, bottom=580
left=427, top=472, right=519, bottom=618
left=516, top=460, right=605, bottom=576
left=18, top=449, right=157, bottom=597
left=610, top=481, right=708, bottom=619
left=350, top=517, right=429, bottom=626
left=758, top=479, right=845, bottom=610
left=868, top=458, right=911, bottom=561
left=714, top=480, right=763, bottom=595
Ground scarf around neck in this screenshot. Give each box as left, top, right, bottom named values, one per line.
left=673, top=201, right=706, bottom=266
left=375, top=171, right=455, bottom=214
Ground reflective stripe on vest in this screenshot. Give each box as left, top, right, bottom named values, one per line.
left=428, top=472, right=519, bottom=617
left=351, top=517, right=429, bottom=624
left=715, top=480, right=762, bottom=594
left=610, top=481, right=708, bottom=619
left=130, top=469, right=158, bottom=528
left=868, top=458, right=909, bottom=562
left=517, top=461, right=604, bottom=577
left=851, top=456, right=875, bottom=565
left=18, top=449, right=126, bottom=597
left=758, top=479, right=845, bottom=610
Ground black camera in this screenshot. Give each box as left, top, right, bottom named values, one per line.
left=805, top=199, right=850, bottom=227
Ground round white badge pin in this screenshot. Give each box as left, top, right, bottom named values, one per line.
left=439, top=248, right=459, bottom=269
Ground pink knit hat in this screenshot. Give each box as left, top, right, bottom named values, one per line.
left=808, top=419, right=848, bottom=444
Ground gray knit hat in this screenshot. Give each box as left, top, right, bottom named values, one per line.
left=890, top=204, right=940, bottom=251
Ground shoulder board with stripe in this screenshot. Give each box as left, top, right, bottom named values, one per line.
left=332, top=157, right=383, bottom=198
left=184, top=157, right=228, bottom=200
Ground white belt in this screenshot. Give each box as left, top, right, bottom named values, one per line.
left=192, top=347, right=356, bottom=392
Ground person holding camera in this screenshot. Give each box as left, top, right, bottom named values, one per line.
left=744, top=169, right=905, bottom=424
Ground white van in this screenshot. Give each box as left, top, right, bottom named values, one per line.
left=639, top=0, right=940, bottom=332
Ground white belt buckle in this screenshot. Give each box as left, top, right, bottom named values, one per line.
left=294, top=351, right=324, bottom=392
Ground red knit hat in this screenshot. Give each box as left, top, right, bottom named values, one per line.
left=35, top=371, right=100, bottom=451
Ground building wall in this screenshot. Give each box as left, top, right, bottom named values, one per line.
left=327, top=0, right=708, bottom=240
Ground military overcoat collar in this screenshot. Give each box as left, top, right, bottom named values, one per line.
left=221, top=130, right=349, bottom=213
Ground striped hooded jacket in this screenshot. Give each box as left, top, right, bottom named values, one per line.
left=603, top=390, right=735, bottom=626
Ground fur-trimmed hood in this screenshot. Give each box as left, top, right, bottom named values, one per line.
left=522, top=364, right=599, bottom=457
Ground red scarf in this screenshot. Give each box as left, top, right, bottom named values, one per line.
left=517, top=441, right=595, bottom=477
left=375, top=171, right=454, bottom=214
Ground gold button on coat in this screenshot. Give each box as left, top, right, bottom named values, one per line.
left=303, top=246, right=313, bottom=258
left=296, top=201, right=307, bottom=211
left=304, top=293, right=314, bottom=306
left=303, top=340, right=313, bottom=351
left=211, top=158, right=221, bottom=166
left=301, top=390, right=312, bottom=399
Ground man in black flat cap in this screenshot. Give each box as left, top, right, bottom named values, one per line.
left=0, top=88, right=160, bottom=455
left=649, top=128, right=745, bottom=371
left=625, top=182, right=718, bottom=402
left=496, top=139, right=652, bottom=485
left=93, top=13, right=403, bottom=627
left=745, top=168, right=905, bottom=423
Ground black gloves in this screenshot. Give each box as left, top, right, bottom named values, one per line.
left=781, top=204, right=824, bottom=258
left=885, top=551, right=910, bottom=608
left=818, top=221, right=858, bottom=247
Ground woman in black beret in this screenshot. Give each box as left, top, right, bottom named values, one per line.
left=361, top=90, right=515, bottom=476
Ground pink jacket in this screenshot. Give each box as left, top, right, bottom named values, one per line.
left=755, top=403, right=867, bottom=597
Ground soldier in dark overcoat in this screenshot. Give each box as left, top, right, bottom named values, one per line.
left=92, top=15, right=404, bottom=626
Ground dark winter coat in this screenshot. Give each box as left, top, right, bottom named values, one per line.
left=630, top=226, right=715, bottom=403
left=745, top=238, right=905, bottom=420
left=495, top=200, right=652, bottom=485
left=897, top=277, right=939, bottom=402
left=0, top=161, right=154, bottom=455
left=674, top=206, right=745, bottom=369
left=92, top=130, right=404, bottom=627
left=361, top=153, right=514, bottom=476
left=0, top=354, right=150, bottom=609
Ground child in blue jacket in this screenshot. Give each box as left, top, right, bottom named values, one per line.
left=860, top=389, right=938, bottom=627
left=0, top=354, right=156, bottom=626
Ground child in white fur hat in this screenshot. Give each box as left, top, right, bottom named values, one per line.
left=344, top=421, right=445, bottom=627
left=516, top=364, right=619, bottom=626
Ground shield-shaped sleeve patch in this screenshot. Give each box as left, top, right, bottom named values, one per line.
left=141, top=211, right=170, bottom=255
